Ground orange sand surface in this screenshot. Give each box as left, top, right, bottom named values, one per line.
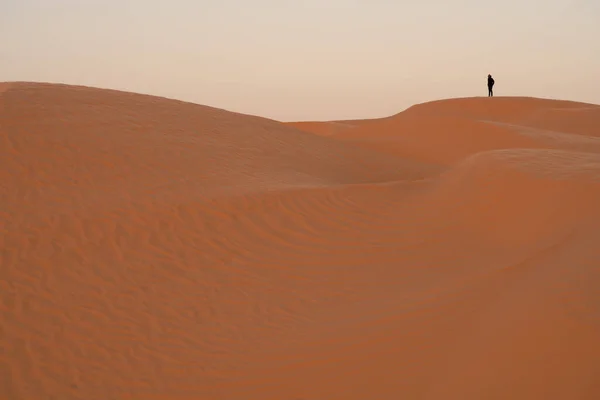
left=2, top=82, right=600, bottom=399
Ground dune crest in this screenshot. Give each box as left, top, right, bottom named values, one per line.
left=2, top=82, right=600, bottom=399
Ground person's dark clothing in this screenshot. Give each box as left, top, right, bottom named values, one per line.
left=487, top=75, right=495, bottom=97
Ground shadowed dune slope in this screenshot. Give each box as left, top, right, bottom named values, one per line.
left=2, top=83, right=600, bottom=400
left=287, top=119, right=372, bottom=137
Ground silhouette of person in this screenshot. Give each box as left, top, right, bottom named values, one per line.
left=487, top=74, right=495, bottom=97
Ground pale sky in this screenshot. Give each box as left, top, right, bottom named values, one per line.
left=1, top=0, right=599, bottom=121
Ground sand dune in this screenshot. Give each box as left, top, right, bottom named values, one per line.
left=2, top=82, right=600, bottom=399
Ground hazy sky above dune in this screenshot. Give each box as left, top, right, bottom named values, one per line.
left=1, top=0, right=599, bottom=120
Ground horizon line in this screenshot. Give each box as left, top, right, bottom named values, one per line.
left=2, top=80, right=599, bottom=123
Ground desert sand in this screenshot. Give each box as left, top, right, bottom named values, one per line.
left=2, top=82, right=600, bottom=399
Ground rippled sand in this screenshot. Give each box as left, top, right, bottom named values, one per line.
left=2, top=82, right=600, bottom=399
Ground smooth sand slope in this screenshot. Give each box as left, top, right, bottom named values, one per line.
left=2, top=82, right=600, bottom=400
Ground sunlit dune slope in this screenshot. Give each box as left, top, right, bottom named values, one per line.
left=224, top=147, right=600, bottom=400
left=0, top=82, right=439, bottom=216
left=2, top=83, right=600, bottom=400
left=289, top=96, right=600, bottom=164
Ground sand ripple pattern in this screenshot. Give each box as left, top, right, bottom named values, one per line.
left=2, top=83, right=600, bottom=399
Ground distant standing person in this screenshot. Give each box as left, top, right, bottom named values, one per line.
left=487, top=74, right=495, bottom=97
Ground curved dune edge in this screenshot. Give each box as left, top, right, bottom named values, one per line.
left=2, top=82, right=600, bottom=399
